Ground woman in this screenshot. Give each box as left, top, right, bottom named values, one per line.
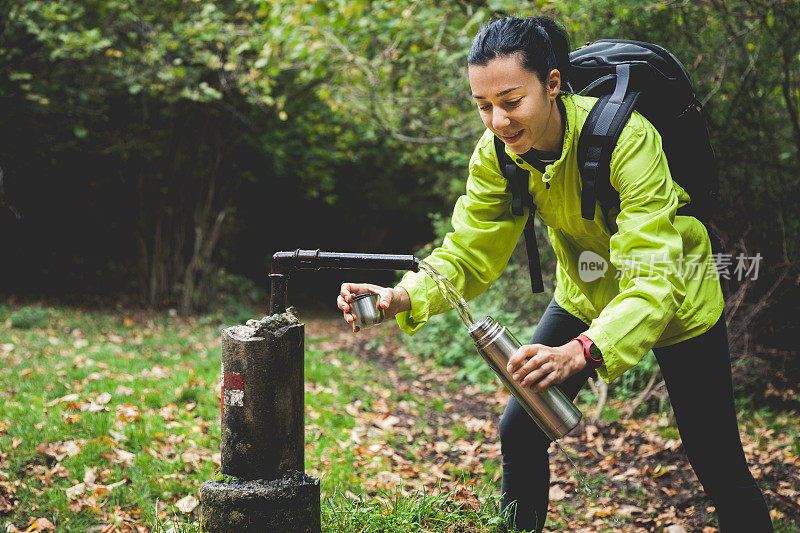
left=337, top=16, right=771, bottom=533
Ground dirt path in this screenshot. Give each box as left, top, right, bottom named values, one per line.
left=304, top=315, right=800, bottom=532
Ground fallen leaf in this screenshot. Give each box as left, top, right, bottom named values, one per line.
left=25, top=517, right=55, bottom=531
left=181, top=450, right=202, bottom=465
left=0, top=481, right=18, bottom=513
left=116, top=404, right=140, bottom=422
left=96, top=392, right=112, bottom=405
left=593, top=506, right=615, bottom=517
left=158, top=404, right=177, bottom=421
left=355, top=443, right=384, bottom=457
left=549, top=484, right=567, bottom=501
left=64, top=441, right=82, bottom=457
left=109, top=448, right=136, bottom=467
left=45, top=394, right=79, bottom=407
left=84, top=467, right=97, bottom=485
left=93, top=478, right=127, bottom=498
left=770, top=508, right=785, bottom=520
left=109, top=429, right=127, bottom=443
left=617, top=504, right=644, bottom=517
left=652, top=464, right=676, bottom=477
left=175, top=494, right=198, bottom=513
left=453, top=486, right=481, bottom=513
left=35, top=440, right=82, bottom=462
left=372, top=415, right=400, bottom=431
left=107, top=479, right=127, bottom=490
left=65, top=483, right=86, bottom=499
left=664, top=526, right=688, bottom=533
left=46, top=464, right=69, bottom=483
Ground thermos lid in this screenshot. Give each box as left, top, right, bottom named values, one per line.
left=469, top=316, right=499, bottom=345
left=351, top=292, right=378, bottom=302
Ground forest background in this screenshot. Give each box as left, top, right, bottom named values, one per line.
left=1, top=0, right=799, bottom=408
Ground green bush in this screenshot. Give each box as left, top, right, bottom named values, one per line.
left=9, top=305, right=50, bottom=329
left=208, top=268, right=262, bottom=323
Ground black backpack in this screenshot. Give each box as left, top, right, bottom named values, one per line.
left=495, top=39, right=719, bottom=293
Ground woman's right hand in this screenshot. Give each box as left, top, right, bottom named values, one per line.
left=337, top=283, right=411, bottom=332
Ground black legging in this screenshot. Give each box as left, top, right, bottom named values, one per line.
left=499, top=298, right=772, bottom=533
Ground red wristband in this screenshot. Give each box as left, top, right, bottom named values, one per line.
left=572, top=334, right=603, bottom=369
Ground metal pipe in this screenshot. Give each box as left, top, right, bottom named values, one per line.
left=270, top=249, right=419, bottom=274
left=268, top=273, right=288, bottom=316
left=268, top=249, right=419, bottom=314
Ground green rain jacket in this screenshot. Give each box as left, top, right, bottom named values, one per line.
left=395, top=93, right=724, bottom=383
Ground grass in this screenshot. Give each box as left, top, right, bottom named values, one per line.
left=1, top=302, right=797, bottom=532
left=1, top=304, right=221, bottom=531
left=322, top=485, right=508, bottom=532
left=0, top=303, right=510, bottom=532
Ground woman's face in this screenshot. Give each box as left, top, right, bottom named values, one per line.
left=468, top=53, right=562, bottom=154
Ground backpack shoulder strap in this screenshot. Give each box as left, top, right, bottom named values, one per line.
left=577, top=64, right=640, bottom=222
left=494, top=135, right=528, bottom=216
left=493, top=135, right=544, bottom=293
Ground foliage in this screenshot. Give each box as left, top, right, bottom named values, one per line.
left=206, top=268, right=261, bottom=324
left=3, top=0, right=280, bottom=105
left=0, top=0, right=797, bottom=395
left=0, top=0, right=455, bottom=311
left=8, top=305, right=50, bottom=329
left=2, top=0, right=283, bottom=310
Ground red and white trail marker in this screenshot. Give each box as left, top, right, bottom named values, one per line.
left=222, top=370, right=244, bottom=413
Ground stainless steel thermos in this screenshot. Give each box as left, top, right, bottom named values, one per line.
left=469, top=316, right=582, bottom=441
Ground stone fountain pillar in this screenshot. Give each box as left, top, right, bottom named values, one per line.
left=199, top=312, right=320, bottom=533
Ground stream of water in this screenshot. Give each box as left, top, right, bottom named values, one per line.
left=418, top=260, right=475, bottom=330
left=553, top=440, right=593, bottom=497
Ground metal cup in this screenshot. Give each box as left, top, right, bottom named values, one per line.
left=349, top=292, right=384, bottom=328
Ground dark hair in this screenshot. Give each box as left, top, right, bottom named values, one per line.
left=467, top=16, right=571, bottom=87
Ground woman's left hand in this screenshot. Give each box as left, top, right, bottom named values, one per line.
left=506, top=340, right=587, bottom=392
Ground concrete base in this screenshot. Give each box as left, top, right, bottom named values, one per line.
left=199, top=471, right=321, bottom=533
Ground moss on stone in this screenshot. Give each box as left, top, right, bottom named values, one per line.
left=212, top=470, right=238, bottom=484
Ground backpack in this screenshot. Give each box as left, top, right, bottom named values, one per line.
left=495, top=39, right=720, bottom=293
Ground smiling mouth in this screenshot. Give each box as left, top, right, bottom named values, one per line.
left=500, top=130, right=524, bottom=143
